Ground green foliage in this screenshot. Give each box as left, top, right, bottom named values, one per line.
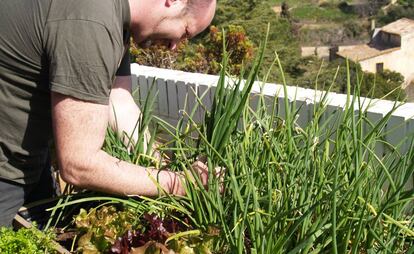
left=215, top=1, right=303, bottom=82
left=130, top=40, right=188, bottom=70
left=130, top=25, right=254, bottom=76
left=363, top=70, right=406, bottom=100
left=295, top=58, right=405, bottom=100
left=201, top=25, right=254, bottom=75
left=342, top=19, right=366, bottom=39
left=291, top=3, right=355, bottom=22
left=377, top=0, right=414, bottom=25
left=75, top=206, right=137, bottom=252
left=0, top=226, right=58, bottom=254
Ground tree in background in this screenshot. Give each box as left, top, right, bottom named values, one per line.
left=296, top=58, right=405, bottom=100
left=201, top=25, right=254, bottom=75
left=367, top=0, right=390, bottom=16
left=377, top=0, right=414, bottom=25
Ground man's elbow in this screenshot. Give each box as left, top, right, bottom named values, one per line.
left=58, top=159, right=86, bottom=187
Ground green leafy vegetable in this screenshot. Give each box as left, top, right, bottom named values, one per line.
left=0, top=225, right=58, bottom=254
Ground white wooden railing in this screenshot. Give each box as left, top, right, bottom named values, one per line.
left=131, top=64, right=414, bottom=144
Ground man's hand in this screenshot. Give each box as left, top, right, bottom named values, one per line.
left=191, top=161, right=209, bottom=186
left=170, top=160, right=226, bottom=196
left=168, top=161, right=208, bottom=196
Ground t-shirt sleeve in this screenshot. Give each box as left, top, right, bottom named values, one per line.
left=45, top=20, right=120, bottom=105
left=115, top=50, right=131, bottom=76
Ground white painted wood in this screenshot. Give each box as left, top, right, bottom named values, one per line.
left=291, top=100, right=306, bottom=128
left=186, top=82, right=200, bottom=123
left=406, top=118, right=414, bottom=191
left=249, top=92, right=261, bottom=113
left=156, top=78, right=168, bottom=116
left=365, top=110, right=386, bottom=157
left=322, top=104, right=344, bottom=141
left=130, top=64, right=414, bottom=152
left=131, top=74, right=139, bottom=101
left=176, top=81, right=187, bottom=112
left=167, top=79, right=179, bottom=118
left=137, top=75, right=148, bottom=106
left=385, top=115, right=407, bottom=154
left=147, top=77, right=159, bottom=114
left=197, top=84, right=211, bottom=118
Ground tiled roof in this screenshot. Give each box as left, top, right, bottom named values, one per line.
left=381, top=18, right=414, bottom=36
left=337, top=44, right=400, bottom=61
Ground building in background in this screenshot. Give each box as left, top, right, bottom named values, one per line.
left=337, top=18, right=414, bottom=89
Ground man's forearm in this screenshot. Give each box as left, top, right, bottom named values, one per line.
left=52, top=92, right=189, bottom=197
left=60, top=149, right=184, bottom=196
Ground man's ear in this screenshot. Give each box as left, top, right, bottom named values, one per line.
left=165, top=0, right=187, bottom=7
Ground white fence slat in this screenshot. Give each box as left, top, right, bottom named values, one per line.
left=324, top=105, right=344, bottom=153
left=209, top=85, right=215, bottom=105
left=263, top=95, right=276, bottom=117
left=385, top=115, right=408, bottom=154
left=293, top=99, right=311, bottom=129
left=406, top=119, right=414, bottom=191
left=276, top=96, right=288, bottom=121
left=198, top=84, right=211, bottom=118
left=157, top=78, right=168, bottom=116
left=186, top=83, right=201, bottom=123
left=167, top=79, right=179, bottom=118
left=365, top=111, right=385, bottom=157
left=176, top=81, right=187, bottom=113
left=130, top=74, right=139, bottom=102
left=146, top=77, right=159, bottom=114
left=137, top=75, right=149, bottom=107
left=209, top=86, right=217, bottom=110
left=249, top=92, right=260, bottom=113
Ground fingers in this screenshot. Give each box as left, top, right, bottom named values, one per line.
left=166, top=160, right=225, bottom=196
left=215, top=166, right=225, bottom=194
left=192, top=161, right=208, bottom=186
left=191, top=161, right=225, bottom=193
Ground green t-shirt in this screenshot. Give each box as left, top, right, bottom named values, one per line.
left=0, top=0, right=131, bottom=184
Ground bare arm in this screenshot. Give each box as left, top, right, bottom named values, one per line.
left=52, top=92, right=187, bottom=196
left=108, top=76, right=146, bottom=146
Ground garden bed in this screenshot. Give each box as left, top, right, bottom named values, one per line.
left=3, top=40, right=413, bottom=254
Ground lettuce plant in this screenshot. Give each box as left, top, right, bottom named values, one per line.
left=0, top=226, right=58, bottom=254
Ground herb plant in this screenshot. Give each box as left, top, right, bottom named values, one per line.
left=0, top=226, right=58, bottom=254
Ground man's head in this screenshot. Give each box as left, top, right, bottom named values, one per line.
left=129, top=0, right=216, bottom=49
